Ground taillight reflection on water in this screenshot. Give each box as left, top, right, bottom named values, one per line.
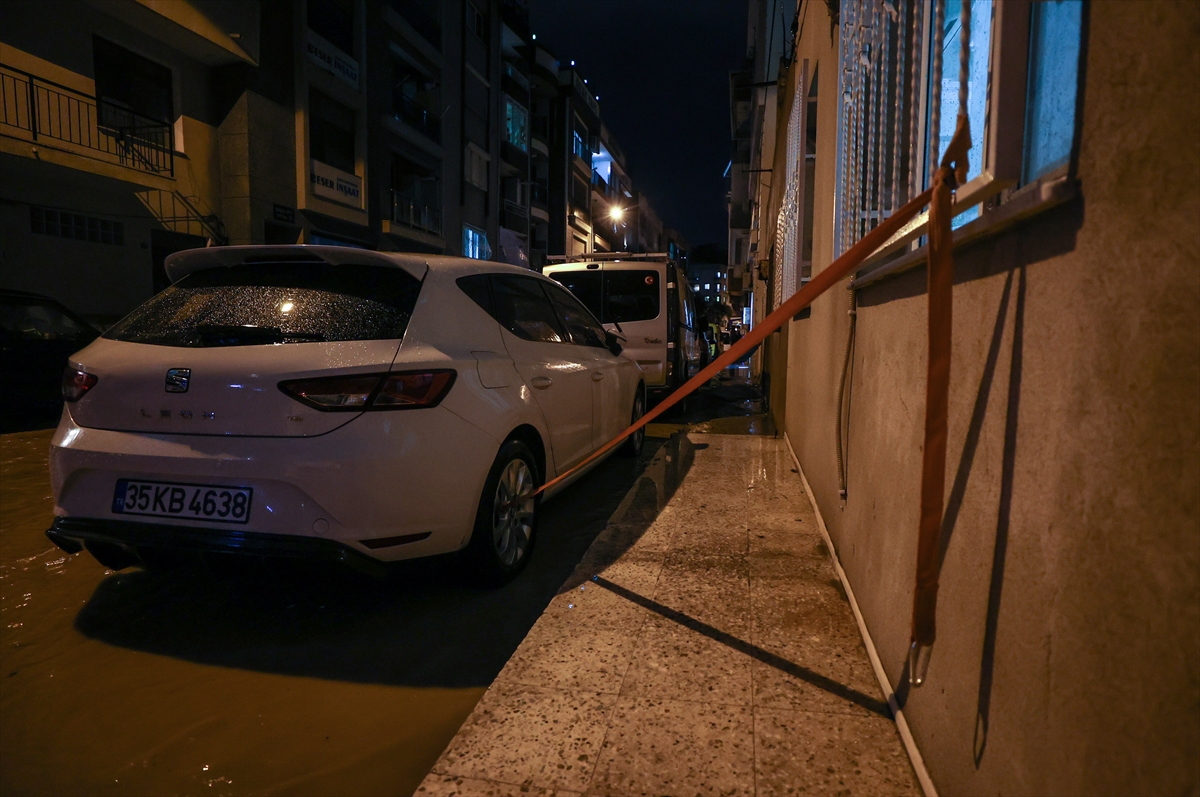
left=62, top=368, right=98, bottom=402
left=278, top=370, right=456, bottom=411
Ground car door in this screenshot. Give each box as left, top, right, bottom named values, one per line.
left=490, top=274, right=595, bottom=474
left=543, top=282, right=626, bottom=452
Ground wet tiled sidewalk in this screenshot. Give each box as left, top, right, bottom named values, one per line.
left=418, top=434, right=921, bottom=796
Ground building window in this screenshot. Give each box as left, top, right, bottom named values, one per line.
left=572, top=128, right=588, bottom=161
left=308, top=0, right=354, bottom=56
left=30, top=207, right=124, bottom=245
left=463, top=224, right=490, bottom=259
left=831, top=0, right=1085, bottom=258
left=467, top=1, right=487, bottom=41
left=465, top=143, right=489, bottom=191
left=93, top=37, right=173, bottom=125
left=309, top=89, right=356, bottom=173
left=571, top=174, right=589, bottom=212
left=1023, top=0, right=1083, bottom=183
left=504, top=96, right=529, bottom=152
left=392, top=154, right=442, bottom=236
left=392, top=51, right=440, bottom=140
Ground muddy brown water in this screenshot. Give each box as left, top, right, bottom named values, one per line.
left=0, top=375, right=767, bottom=796
left=0, top=427, right=674, bottom=796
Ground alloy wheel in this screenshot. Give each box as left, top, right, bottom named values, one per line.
left=492, top=458, right=534, bottom=566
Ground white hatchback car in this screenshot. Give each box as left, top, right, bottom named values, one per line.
left=46, top=246, right=646, bottom=584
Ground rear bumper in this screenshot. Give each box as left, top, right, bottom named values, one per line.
left=46, top=516, right=389, bottom=577
left=49, top=405, right=500, bottom=562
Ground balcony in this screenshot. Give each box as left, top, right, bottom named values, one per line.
left=388, top=0, right=441, bottom=50
left=391, top=189, right=442, bottom=237
left=531, top=114, right=548, bottom=142
left=392, top=91, right=440, bottom=142
left=501, top=198, right=527, bottom=230
left=1, top=64, right=174, bottom=177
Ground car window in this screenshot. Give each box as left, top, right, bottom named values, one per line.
left=0, top=298, right=90, bottom=341
left=544, top=283, right=607, bottom=348
left=456, top=274, right=494, bottom=317
left=604, top=270, right=661, bottom=323
left=488, top=275, right=567, bottom=344
left=104, top=263, right=422, bottom=347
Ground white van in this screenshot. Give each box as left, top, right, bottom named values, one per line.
left=544, top=253, right=704, bottom=396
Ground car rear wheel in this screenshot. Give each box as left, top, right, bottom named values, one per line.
left=465, top=440, right=539, bottom=586
left=619, top=387, right=645, bottom=457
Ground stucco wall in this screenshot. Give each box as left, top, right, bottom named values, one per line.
left=780, top=2, right=1199, bottom=795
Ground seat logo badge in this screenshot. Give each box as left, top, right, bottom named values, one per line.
left=165, top=368, right=191, bottom=393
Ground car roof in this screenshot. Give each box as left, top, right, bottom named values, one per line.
left=165, top=245, right=548, bottom=284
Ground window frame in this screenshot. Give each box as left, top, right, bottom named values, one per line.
left=837, top=0, right=1086, bottom=287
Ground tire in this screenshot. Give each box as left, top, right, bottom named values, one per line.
left=619, top=385, right=645, bottom=457
left=464, top=440, right=540, bottom=586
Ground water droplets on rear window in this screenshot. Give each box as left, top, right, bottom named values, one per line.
left=105, top=263, right=422, bottom=347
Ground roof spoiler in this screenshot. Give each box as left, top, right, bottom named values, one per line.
left=164, top=245, right=429, bottom=283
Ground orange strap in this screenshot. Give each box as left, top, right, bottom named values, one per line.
left=912, top=114, right=971, bottom=652
left=535, top=183, right=935, bottom=498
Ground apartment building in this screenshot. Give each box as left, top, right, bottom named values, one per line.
left=733, top=1, right=1198, bottom=795
left=0, top=0, right=677, bottom=319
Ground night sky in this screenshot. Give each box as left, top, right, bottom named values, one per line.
left=526, top=0, right=748, bottom=248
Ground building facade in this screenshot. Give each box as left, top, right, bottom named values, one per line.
left=1, top=0, right=676, bottom=321
left=733, top=1, right=1199, bottom=795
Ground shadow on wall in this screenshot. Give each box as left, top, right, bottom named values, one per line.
left=888, top=261, right=1030, bottom=772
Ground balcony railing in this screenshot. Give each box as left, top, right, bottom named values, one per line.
left=391, top=189, right=442, bottom=237
left=389, top=0, right=442, bottom=50
left=392, top=91, right=440, bottom=141
left=1, top=64, right=174, bottom=176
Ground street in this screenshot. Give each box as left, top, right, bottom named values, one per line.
left=0, top=377, right=765, bottom=797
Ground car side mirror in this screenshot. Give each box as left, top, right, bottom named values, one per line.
left=604, top=329, right=623, bottom=356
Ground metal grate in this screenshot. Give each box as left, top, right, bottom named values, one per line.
left=834, top=0, right=934, bottom=257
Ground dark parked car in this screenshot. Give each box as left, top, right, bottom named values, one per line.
left=0, top=290, right=100, bottom=431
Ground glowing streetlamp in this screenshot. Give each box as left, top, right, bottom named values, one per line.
left=609, top=205, right=624, bottom=222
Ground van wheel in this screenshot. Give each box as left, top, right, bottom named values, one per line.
left=464, top=440, right=539, bottom=586
left=620, top=387, right=645, bottom=457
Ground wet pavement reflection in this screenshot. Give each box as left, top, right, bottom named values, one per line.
left=1, top=369, right=767, bottom=796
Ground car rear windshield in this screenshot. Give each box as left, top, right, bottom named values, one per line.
left=550, top=269, right=660, bottom=324
left=104, top=263, right=423, bottom=347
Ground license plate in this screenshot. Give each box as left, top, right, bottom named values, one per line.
left=112, top=479, right=253, bottom=524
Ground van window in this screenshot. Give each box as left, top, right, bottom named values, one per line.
left=549, top=269, right=661, bottom=324
left=605, top=270, right=660, bottom=323
left=552, top=271, right=603, bottom=320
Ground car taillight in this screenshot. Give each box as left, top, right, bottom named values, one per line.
left=62, top=367, right=98, bottom=402
left=278, top=370, right=456, bottom=412
left=373, top=371, right=457, bottom=408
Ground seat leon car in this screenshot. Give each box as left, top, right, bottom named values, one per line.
left=46, top=246, right=646, bottom=584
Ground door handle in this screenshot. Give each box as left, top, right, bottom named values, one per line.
left=591, top=371, right=605, bottom=382
left=531, top=376, right=553, bottom=389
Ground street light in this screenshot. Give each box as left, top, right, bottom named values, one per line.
left=609, top=205, right=624, bottom=222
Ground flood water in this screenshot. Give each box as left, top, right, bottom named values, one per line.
left=0, top=374, right=768, bottom=796
left=1, top=433, right=660, bottom=796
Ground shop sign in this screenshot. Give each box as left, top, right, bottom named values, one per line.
left=305, top=29, right=359, bottom=89
left=310, top=160, right=362, bottom=207
left=272, top=204, right=295, bottom=223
